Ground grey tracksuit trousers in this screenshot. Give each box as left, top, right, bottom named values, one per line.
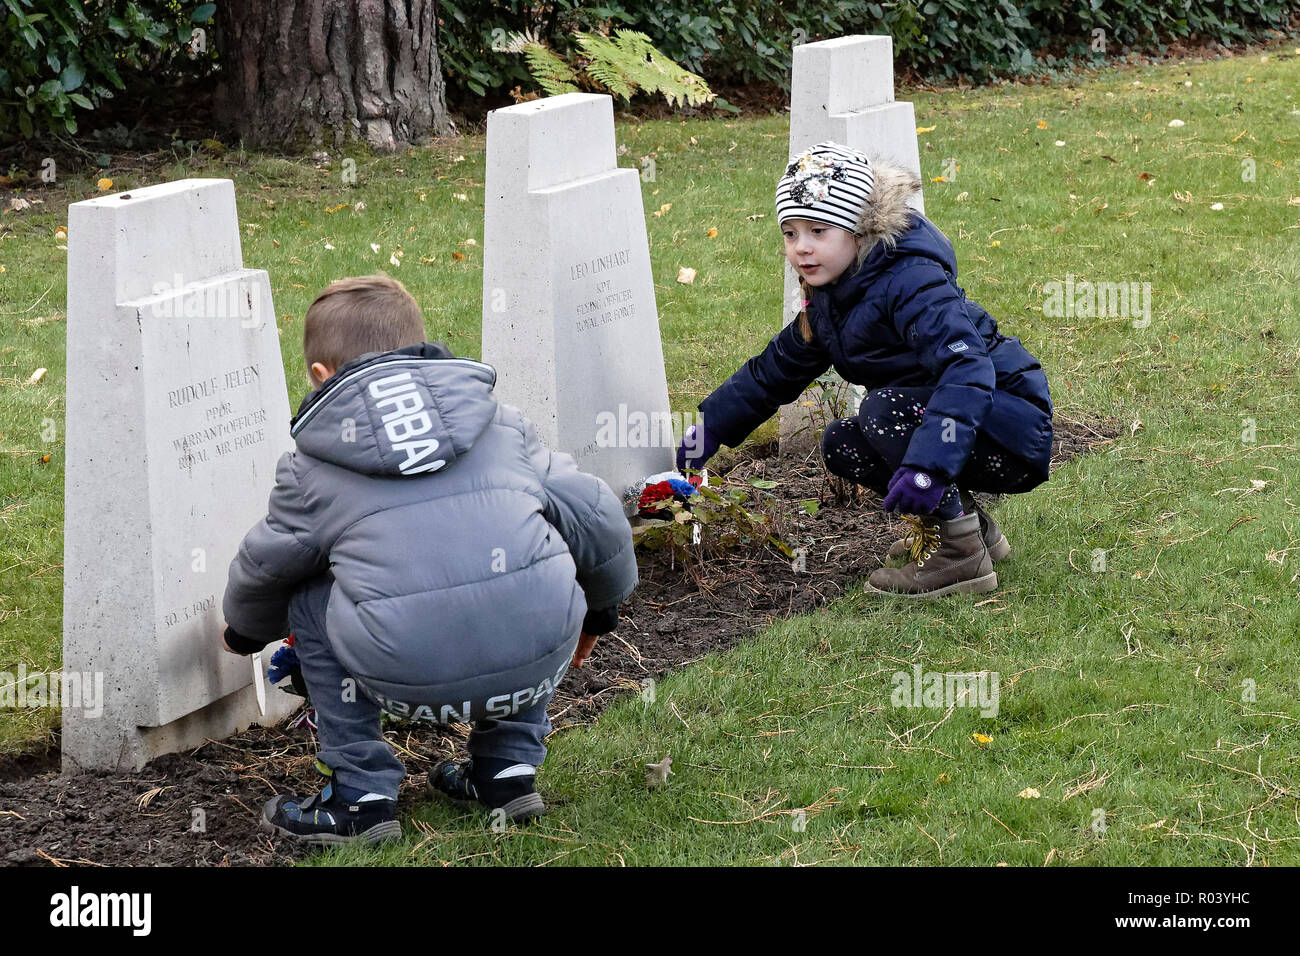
left=290, top=572, right=554, bottom=799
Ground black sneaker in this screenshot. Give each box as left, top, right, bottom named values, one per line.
left=261, top=780, right=401, bottom=846
left=428, top=757, right=545, bottom=822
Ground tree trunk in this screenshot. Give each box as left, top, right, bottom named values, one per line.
left=214, top=0, right=451, bottom=152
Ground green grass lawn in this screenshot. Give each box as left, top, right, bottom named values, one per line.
left=2, top=42, right=1299, bottom=864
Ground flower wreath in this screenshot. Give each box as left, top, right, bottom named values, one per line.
left=627, top=470, right=705, bottom=518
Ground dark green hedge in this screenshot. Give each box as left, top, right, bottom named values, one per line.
left=437, top=0, right=1297, bottom=104
left=3, top=1, right=1292, bottom=143
left=0, top=0, right=215, bottom=140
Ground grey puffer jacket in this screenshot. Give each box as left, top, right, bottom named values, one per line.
left=222, top=342, right=637, bottom=714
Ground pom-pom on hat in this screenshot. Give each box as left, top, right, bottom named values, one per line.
left=775, top=142, right=875, bottom=235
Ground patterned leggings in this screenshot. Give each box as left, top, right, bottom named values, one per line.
left=820, top=387, right=1040, bottom=500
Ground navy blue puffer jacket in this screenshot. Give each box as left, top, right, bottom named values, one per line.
left=699, top=161, right=1054, bottom=485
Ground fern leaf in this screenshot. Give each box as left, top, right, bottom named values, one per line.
left=606, top=30, right=715, bottom=108
left=574, top=32, right=637, bottom=102
left=520, top=43, right=580, bottom=97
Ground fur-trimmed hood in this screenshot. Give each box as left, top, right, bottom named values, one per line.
left=854, top=158, right=925, bottom=263
left=823, top=158, right=959, bottom=305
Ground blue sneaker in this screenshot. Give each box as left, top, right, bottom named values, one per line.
left=262, top=780, right=401, bottom=846
left=428, top=757, right=545, bottom=823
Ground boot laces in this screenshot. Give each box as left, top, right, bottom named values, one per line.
left=902, top=514, right=942, bottom=566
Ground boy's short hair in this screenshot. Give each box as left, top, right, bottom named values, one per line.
left=303, top=275, right=426, bottom=385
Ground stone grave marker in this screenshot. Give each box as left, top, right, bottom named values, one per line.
left=481, top=92, right=674, bottom=503
left=63, top=178, right=298, bottom=771
left=779, top=35, right=926, bottom=454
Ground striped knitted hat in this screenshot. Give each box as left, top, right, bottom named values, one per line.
left=775, top=142, right=875, bottom=234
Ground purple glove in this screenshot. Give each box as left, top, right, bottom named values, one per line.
left=676, top=422, right=719, bottom=471
left=881, top=466, right=947, bottom=515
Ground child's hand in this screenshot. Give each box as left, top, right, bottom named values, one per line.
left=219, top=623, right=243, bottom=655
left=219, top=622, right=259, bottom=656
left=881, top=467, right=947, bottom=515
left=676, top=423, right=719, bottom=472
left=571, top=631, right=598, bottom=668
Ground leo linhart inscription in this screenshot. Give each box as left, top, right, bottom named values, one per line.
left=569, top=248, right=636, bottom=333
left=569, top=247, right=632, bottom=279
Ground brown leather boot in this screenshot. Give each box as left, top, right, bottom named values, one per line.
left=885, top=494, right=1010, bottom=565
left=868, top=512, right=997, bottom=597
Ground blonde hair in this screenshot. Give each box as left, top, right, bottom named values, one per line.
left=303, top=275, right=425, bottom=386
left=795, top=275, right=815, bottom=344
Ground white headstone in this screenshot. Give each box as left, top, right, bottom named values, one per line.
left=780, top=35, right=926, bottom=454
left=63, top=178, right=298, bottom=771
left=481, top=93, right=673, bottom=502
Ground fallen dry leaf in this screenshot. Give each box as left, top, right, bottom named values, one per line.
left=27, top=368, right=47, bottom=385
left=645, top=754, right=673, bottom=789
left=97, top=177, right=113, bottom=191
left=676, top=266, right=697, bottom=285
left=916, top=124, right=937, bottom=134
left=652, top=202, right=672, bottom=218
left=706, top=227, right=718, bottom=238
